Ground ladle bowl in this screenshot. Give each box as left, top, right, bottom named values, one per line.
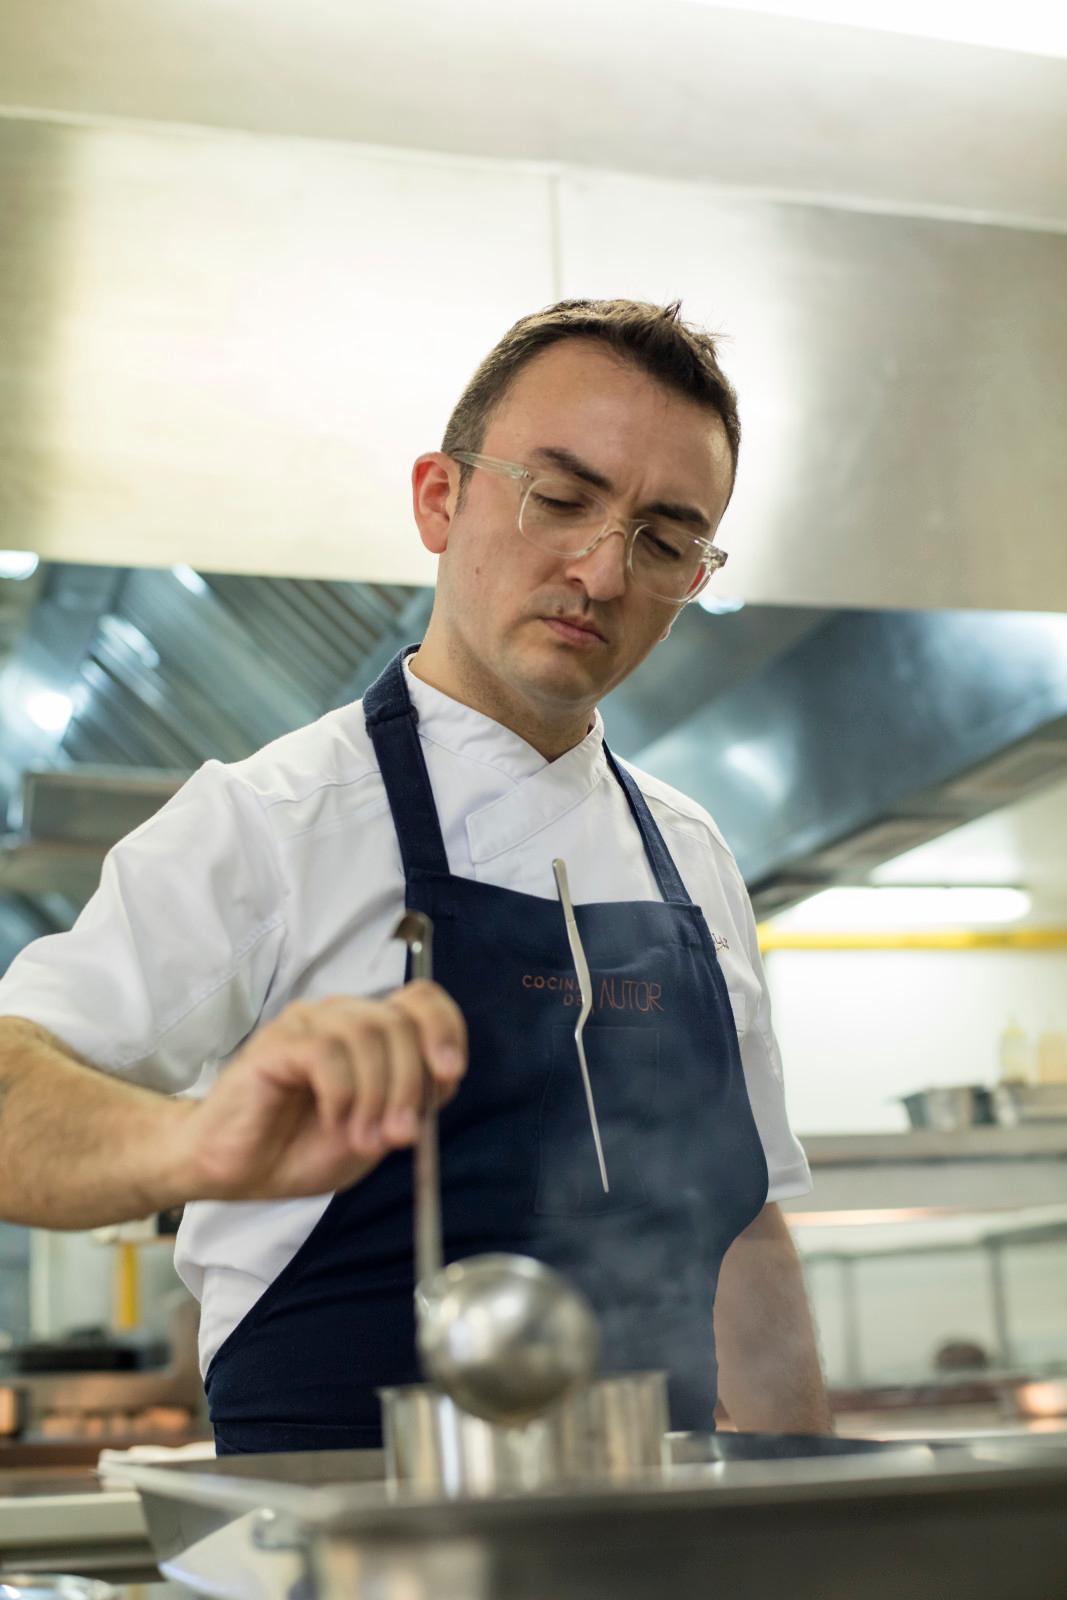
left=417, top=1252, right=600, bottom=1425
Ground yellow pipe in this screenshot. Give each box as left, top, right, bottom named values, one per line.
left=757, top=926, right=1067, bottom=953
left=115, top=1240, right=140, bottom=1332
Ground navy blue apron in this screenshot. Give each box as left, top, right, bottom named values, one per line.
left=206, top=649, right=768, bottom=1454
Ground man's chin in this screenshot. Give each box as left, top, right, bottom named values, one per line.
left=506, top=636, right=614, bottom=703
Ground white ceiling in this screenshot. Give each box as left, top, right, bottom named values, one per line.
left=872, top=772, right=1067, bottom=918
left=697, top=0, right=1067, bottom=59
left=2, top=0, right=1066, bottom=226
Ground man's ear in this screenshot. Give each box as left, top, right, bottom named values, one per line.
left=412, top=453, right=456, bottom=555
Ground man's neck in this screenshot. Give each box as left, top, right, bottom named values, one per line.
left=409, top=634, right=594, bottom=763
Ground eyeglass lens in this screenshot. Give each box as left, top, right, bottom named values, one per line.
left=519, top=474, right=710, bottom=601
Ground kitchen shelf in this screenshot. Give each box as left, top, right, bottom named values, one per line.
left=789, top=1126, right=1067, bottom=1212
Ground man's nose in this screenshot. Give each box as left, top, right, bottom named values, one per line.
left=563, top=526, right=628, bottom=600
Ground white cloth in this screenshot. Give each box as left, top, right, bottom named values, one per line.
left=97, top=1440, right=216, bottom=1487
left=0, top=660, right=811, bottom=1375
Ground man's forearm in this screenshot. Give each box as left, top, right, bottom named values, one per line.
left=714, top=1201, right=833, bottom=1434
left=0, top=1018, right=195, bottom=1229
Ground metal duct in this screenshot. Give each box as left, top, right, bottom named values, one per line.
left=0, top=565, right=431, bottom=934
left=20, top=767, right=185, bottom=846
left=0, top=768, right=185, bottom=904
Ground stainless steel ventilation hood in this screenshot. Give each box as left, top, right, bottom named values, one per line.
left=629, top=608, right=1067, bottom=918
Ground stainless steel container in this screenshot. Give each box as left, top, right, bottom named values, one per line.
left=379, top=1372, right=669, bottom=1497
left=899, top=1086, right=993, bottom=1130
left=992, top=1082, right=1067, bottom=1125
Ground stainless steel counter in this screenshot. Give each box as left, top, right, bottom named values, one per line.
left=121, top=1435, right=1067, bottom=1600
left=8, top=1433, right=1067, bottom=1598
left=0, top=1467, right=153, bottom=1583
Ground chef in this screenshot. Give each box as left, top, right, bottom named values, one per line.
left=0, top=298, right=830, bottom=1452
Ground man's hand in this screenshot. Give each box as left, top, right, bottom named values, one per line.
left=175, top=982, right=467, bottom=1202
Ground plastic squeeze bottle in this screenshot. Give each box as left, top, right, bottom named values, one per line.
left=997, top=1017, right=1030, bottom=1085
left=1036, top=1025, right=1067, bottom=1085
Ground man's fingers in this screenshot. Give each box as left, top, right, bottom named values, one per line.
left=270, top=1031, right=386, bottom=1159
left=241, top=983, right=468, bottom=1181
left=332, top=1024, right=388, bottom=1157
left=378, top=1007, right=425, bottom=1146
left=391, top=979, right=468, bottom=1095
left=288, top=1037, right=358, bottom=1129
left=311, top=983, right=466, bottom=1092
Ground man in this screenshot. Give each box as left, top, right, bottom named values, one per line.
left=0, top=299, right=830, bottom=1452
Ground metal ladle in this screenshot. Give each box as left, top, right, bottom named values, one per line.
left=393, top=910, right=599, bottom=1425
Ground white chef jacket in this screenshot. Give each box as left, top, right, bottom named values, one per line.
left=0, top=659, right=811, bottom=1375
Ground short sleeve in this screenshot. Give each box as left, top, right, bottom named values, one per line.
left=0, top=761, right=286, bottom=1093
left=733, top=886, right=812, bottom=1203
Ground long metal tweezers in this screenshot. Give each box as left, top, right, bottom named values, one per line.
left=552, top=858, right=610, bottom=1194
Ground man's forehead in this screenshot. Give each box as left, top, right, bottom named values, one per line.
left=493, top=338, right=650, bottom=412
left=495, top=343, right=722, bottom=437
left=485, top=345, right=731, bottom=500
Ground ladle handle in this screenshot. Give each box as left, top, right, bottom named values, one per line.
left=395, top=912, right=443, bottom=1283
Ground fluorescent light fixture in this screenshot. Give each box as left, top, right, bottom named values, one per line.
left=25, top=689, right=74, bottom=736
left=769, top=884, right=1032, bottom=931
left=696, top=1, right=1067, bottom=57
left=698, top=592, right=745, bottom=615
left=172, top=563, right=209, bottom=597
left=787, top=1207, right=962, bottom=1226
left=0, top=551, right=40, bottom=581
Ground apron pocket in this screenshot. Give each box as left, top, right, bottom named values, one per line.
left=535, top=1025, right=659, bottom=1217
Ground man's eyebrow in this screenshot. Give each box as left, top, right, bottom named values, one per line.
left=531, top=445, right=613, bottom=491
left=529, top=445, right=712, bottom=535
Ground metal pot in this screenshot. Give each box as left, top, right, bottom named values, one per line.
left=899, top=1086, right=993, bottom=1130
left=379, top=1371, right=669, bottom=1497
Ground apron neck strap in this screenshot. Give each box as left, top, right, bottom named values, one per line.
left=604, top=748, right=691, bottom=904
left=363, top=647, right=450, bottom=879
left=363, top=648, right=693, bottom=903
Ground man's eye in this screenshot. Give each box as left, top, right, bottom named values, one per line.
left=641, top=530, right=687, bottom=562
left=534, top=494, right=586, bottom=515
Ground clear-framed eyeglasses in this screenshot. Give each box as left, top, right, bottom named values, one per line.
left=450, top=451, right=728, bottom=605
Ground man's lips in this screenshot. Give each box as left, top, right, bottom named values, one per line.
left=541, top=615, right=607, bottom=646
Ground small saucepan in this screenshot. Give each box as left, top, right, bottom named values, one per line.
left=379, top=1370, right=669, bottom=1498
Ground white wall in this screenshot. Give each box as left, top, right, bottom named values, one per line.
left=28, top=1229, right=186, bottom=1342
left=765, top=946, right=1067, bottom=1135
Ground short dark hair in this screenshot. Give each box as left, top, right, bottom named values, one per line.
left=442, top=299, right=741, bottom=492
